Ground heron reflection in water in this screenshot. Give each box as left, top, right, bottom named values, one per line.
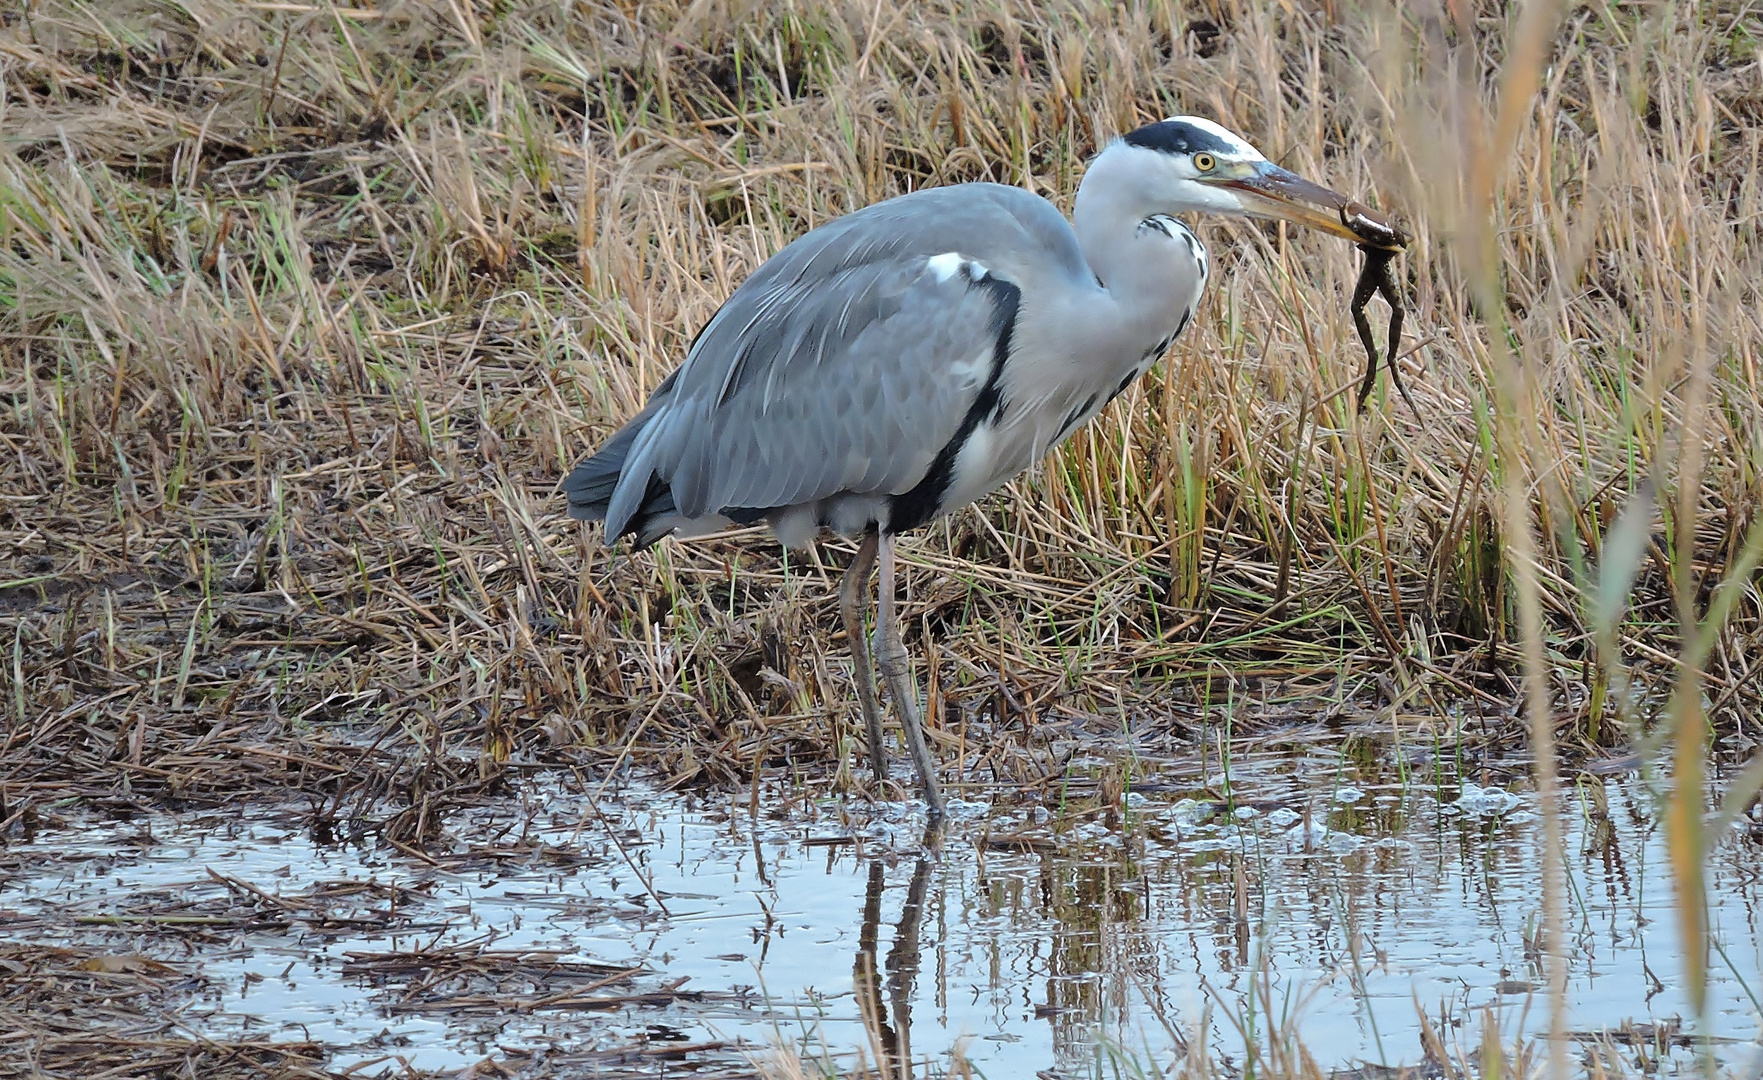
left=853, top=855, right=934, bottom=1073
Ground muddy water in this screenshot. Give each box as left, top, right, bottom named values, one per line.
left=3, top=747, right=1761, bottom=1076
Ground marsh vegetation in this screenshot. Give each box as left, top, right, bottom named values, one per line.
left=1, top=0, right=1760, bottom=1075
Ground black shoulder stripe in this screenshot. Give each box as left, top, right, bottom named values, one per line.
left=887, top=274, right=1021, bottom=535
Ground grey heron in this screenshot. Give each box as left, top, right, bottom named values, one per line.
left=564, top=116, right=1402, bottom=818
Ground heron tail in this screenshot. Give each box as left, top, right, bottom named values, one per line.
left=561, top=413, right=680, bottom=547
left=561, top=421, right=637, bottom=523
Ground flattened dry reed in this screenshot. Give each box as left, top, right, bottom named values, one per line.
left=0, top=0, right=1758, bottom=827
left=0, top=944, right=330, bottom=1079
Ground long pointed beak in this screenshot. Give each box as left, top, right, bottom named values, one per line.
left=1212, top=163, right=1408, bottom=249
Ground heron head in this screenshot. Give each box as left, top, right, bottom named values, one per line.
left=1107, top=116, right=1407, bottom=250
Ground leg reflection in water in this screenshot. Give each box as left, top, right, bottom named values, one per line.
left=853, top=835, right=937, bottom=1078
left=854, top=861, right=900, bottom=1066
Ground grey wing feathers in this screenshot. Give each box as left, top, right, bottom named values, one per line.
left=669, top=261, right=990, bottom=514
left=567, top=183, right=1080, bottom=544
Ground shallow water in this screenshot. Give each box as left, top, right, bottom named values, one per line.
left=3, top=745, right=1762, bottom=1076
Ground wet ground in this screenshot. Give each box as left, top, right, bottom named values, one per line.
left=3, top=736, right=1762, bottom=1078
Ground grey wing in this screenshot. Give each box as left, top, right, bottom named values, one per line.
left=605, top=254, right=1016, bottom=536
left=574, top=182, right=1087, bottom=543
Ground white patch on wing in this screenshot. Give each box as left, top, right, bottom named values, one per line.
left=1162, top=115, right=1264, bottom=160
left=927, top=252, right=963, bottom=281
left=927, top=252, right=988, bottom=283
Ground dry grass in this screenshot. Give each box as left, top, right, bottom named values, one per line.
left=0, top=0, right=1759, bottom=868
left=0, top=943, right=329, bottom=1079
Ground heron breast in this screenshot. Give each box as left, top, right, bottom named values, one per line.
left=942, top=414, right=1033, bottom=511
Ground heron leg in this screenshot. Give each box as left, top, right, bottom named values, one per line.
left=838, top=530, right=889, bottom=789
left=874, top=533, right=947, bottom=819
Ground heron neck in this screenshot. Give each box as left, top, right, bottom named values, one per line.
left=1072, top=164, right=1198, bottom=344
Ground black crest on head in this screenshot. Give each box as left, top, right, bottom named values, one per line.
left=1122, top=119, right=1234, bottom=156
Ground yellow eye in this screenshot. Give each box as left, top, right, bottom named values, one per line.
left=1192, top=152, right=1216, bottom=172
